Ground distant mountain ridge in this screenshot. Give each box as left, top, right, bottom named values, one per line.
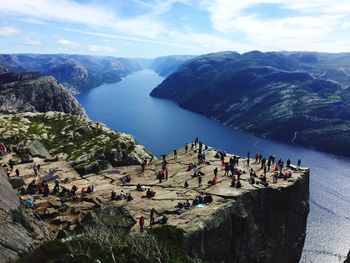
left=0, top=54, right=142, bottom=94
left=150, top=55, right=195, bottom=77
left=151, top=51, right=350, bottom=157
left=0, top=71, right=85, bottom=115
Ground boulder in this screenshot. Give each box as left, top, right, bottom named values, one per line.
left=76, top=206, right=136, bottom=234
left=9, top=177, right=25, bottom=189
left=21, top=153, right=33, bottom=163
left=0, top=168, right=50, bottom=262
left=23, top=140, right=52, bottom=159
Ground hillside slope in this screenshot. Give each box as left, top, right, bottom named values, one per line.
left=0, top=54, right=142, bottom=94
left=0, top=72, right=85, bottom=115
left=151, top=51, right=350, bottom=157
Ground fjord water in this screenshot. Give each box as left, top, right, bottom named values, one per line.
left=77, top=69, right=350, bottom=263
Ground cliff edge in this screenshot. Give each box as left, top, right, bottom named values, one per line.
left=2, top=142, right=309, bottom=262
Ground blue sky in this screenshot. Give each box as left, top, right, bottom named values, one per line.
left=0, top=0, right=350, bottom=57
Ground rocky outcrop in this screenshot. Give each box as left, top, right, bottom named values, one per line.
left=151, top=51, right=350, bottom=157
left=0, top=112, right=154, bottom=175
left=0, top=167, right=50, bottom=262
left=186, top=169, right=309, bottom=263
left=344, top=251, right=350, bottom=263
left=0, top=72, right=85, bottom=115
left=5, top=144, right=309, bottom=262
left=0, top=54, right=143, bottom=94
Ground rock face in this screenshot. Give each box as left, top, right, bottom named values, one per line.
left=0, top=72, right=85, bottom=115
left=344, top=251, right=350, bottom=263
left=0, top=112, right=154, bottom=175
left=0, top=167, right=49, bottom=262
left=8, top=143, right=309, bottom=262
left=0, top=54, right=143, bottom=94
left=187, top=171, right=309, bottom=262
left=151, top=51, right=350, bottom=157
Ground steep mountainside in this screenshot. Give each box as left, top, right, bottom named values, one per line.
left=151, top=55, right=195, bottom=77
left=0, top=54, right=142, bottom=94
left=0, top=72, right=85, bottom=115
left=151, top=51, right=350, bottom=157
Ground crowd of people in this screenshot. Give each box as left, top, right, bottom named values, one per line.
left=1, top=137, right=303, bottom=234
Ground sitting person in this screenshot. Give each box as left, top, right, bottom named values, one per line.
left=198, top=195, right=204, bottom=204
left=146, top=189, right=156, bottom=199
left=176, top=202, right=184, bottom=210
left=208, top=177, right=218, bottom=185
left=250, top=168, right=257, bottom=177
left=26, top=197, right=35, bottom=208
left=249, top=176, right=255, bottom=184
left=284, top=170, right=292, bottom=180
left=230, top=176, right=237, bottom=187
left=187, top=163, right=193, bottom=171
left=184, top=180, right=189, bottom=188
left=121, top=175, right=131, bottom=184
left=86, top=186, right=92, bottom=193
left=184, top=200, right=191, bottom=209
left=111, top=190, right=116, bottom=200
left=159, top=215, right=168, bottom=225
left=126, top=193, right=133, bottom=201
left=236, top=180, right=242, bottom=188
left=192, top=197, right=199, bottom=206
left=204, top=194, right=213, bottom=204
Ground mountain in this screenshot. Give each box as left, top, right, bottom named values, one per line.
left=0, top=71, right=85, bottom=115
left=151, top=51, right=350, bottom=157
left=150, top=55, right=195, bottom=77
left=0, top=54, right=143, bottom=94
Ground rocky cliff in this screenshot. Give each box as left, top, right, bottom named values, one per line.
left=0, top=72, right=85, bottom=115
left=0, top=167, right=50, bottom=263
left=0, top=112, right=154, bottom=175
left=3, top=143, right=309, bottom=262
left=150, top=51, right=350, bottom=157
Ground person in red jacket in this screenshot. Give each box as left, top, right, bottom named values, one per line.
left=139, top=216, right=145, bottom=232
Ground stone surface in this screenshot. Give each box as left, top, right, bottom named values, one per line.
left=0, top=112, right=154, bottom=175
left=3, top=144, right=309, bottom=262
left=0, top=167, right=50, bottom=263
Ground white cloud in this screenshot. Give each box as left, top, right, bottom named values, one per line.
left=0, top=0, right=172, bottom=39
left=58, top=39, right=80, bottom=49
left=200, top=0, right=350, bottom=52
left=87, top=45, right=118, bottom=54
left=0, top=26, right=19, bottom=37
left=22, top=37, right=42, bottom=46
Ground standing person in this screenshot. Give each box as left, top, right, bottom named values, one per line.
left=150, top=208, right=156, bottom=225
left=139, top=216, right=145, bottom=232
left=286, top=159, right=291, bottom=168
left=185, top=143, right=188, bottom=153
left=37, top=164, right=41, bottom=174
left=213, top=167, right=218, bottom=178
left=33, top=163, right=38, bottom=176
left=15, top=168, right=20, bottom=177
left=173, top=149, right=177, bottom=160
left=247, top=152, right=250, bottom=167
left=198, top=174, right=202, bottom=187
left=297, top=159, right=301, bottom=169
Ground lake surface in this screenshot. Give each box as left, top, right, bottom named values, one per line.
left=77, top=69, right=350, bottom=263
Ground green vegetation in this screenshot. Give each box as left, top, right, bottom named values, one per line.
left=18, top=226, right=204, bottom=263
left=0, top=112, right=152, bottom=175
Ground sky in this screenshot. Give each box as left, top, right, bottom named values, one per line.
left=1, top=0, right=350, bottom=57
